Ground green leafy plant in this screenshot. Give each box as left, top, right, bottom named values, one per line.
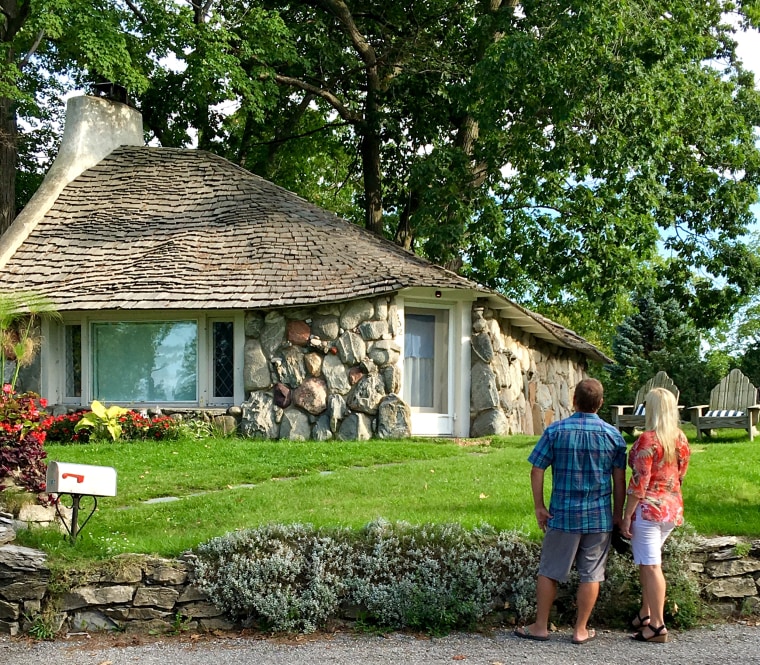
left=74, top=400, right=129, bottom=442
left=0, top=385, right=49, bottom=494
left=168, top=610, right=190, bottom=635
left=23, top=611, right=58, bottom=641
left=0, top=292, right=60, bottom=390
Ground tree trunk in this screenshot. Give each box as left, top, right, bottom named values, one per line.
left=361, top=69, right=384, bottom=236
left=1, top=0, right=31, bottom=235
left=0, top=96, right=17, bottom=236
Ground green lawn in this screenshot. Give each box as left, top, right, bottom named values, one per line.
left=14, top=429, right=760, bottom=562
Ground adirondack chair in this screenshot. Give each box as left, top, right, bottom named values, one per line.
left=689, top=369, right=760, bottom=441
left=612, top=371, right=680, bottom=432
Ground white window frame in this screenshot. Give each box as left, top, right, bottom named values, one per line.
left=43, top=311, right=243, bottom=409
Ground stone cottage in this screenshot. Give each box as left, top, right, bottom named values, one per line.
left=0, top=93, right=609, bottom=440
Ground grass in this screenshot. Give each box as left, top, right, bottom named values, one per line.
left=12, top=428, right=760, bottom=563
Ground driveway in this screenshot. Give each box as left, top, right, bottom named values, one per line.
left=2, top=623, right=759, bottom=665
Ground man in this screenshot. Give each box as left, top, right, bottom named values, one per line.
left=514, top=378, right=627, bottom=645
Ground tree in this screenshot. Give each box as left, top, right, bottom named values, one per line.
left=604, top=288, right=724, bottom=413
left=0, top=0, right=155, bottom=233
left=140, top=0, right=760, bottom=326
left=5, top=1, right=760, bottom=332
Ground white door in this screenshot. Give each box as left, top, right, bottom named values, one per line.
left=403, top=306, right=454, bottom=436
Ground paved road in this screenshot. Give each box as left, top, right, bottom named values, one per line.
left=2, top=623, right=760, bottom=665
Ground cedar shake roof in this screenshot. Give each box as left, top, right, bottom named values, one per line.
left=0, top=145, right=611, bottom=363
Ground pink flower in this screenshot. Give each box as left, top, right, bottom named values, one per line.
left=2, top=384, right=12, bottom=394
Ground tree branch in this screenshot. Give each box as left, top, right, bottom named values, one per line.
left=19, top=28, right=43, bottom=68
left=271, top=73, right=363, bottom=124
left=123, top=0, right=148, bottom=27
left=313, top=0, right=377, bottom=69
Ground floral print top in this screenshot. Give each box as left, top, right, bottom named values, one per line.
left=627, top=429, right=691, bottom=525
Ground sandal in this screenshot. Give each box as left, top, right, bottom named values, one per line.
left=633, top=624, right=668, bottom=643
left=631, top=612, right=650, bottom=629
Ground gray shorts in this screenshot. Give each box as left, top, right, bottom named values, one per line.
left=538, top=529, right=612, bottom=583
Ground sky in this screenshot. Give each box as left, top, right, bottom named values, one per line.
left=731, top=18, right=760, bottom=72
left=726, top=24, right=760, bottom=227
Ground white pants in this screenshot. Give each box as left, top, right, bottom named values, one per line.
left=631, top=505, right=675, bottom=565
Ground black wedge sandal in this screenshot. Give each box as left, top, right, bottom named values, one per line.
left=633, top=624, right=668, bottom=643
left=631, top=612, right=650, bottom=630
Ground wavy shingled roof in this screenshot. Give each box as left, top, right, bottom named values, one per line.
left=0, top=145, right=610, bottom=363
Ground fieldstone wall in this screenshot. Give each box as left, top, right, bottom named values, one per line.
left=470, top=302, right=588, bottom=437
left=240, top=297, right=411, bottom=441
left=1, top=534, right=757, bottom=637
left=0, top=543, right=231, bottom=637
left=692, top=536, right=760, bottom=617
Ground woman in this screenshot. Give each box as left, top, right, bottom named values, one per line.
left=620, top=387, right=690, bottom=643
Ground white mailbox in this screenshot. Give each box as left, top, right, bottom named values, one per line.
left=47, top=462, right=117, bottom=497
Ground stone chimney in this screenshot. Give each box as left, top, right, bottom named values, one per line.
left=0, top=95, right=143, bottom=268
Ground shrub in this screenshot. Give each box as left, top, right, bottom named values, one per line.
left=661, top=524, right=703, bottom=628
left=345, top=521, right=538, bottom=633
left=193, top=520, right=541, bottom=635
left=42, top=410, right=180, bottom=444
left=0, top=384, right=49, bottom=494
left=43, top=413, right=89, bottom=444
left=118, top=411, right=180, bottom=441
left=194, top=523, right=356, bottom=633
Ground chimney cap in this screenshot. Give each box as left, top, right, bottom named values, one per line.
left=90, top=82, right=129, bottom=106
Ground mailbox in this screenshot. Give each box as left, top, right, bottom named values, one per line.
left=47, top=461, right=117, bottom=497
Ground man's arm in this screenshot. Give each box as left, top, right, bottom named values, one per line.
left=530, top=466, right=552, bottom=532
left=612, top=466, right=626, bottom=526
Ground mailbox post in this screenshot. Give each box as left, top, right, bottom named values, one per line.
left=46, top=462, right=117, bottom=542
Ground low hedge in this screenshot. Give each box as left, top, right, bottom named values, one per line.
left=192, top=520, right=701, bottom=635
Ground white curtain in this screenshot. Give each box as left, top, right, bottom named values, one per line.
left=404, top=314, right=435, bottom=408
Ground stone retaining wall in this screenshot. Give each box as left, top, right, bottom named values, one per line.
left=470, top=303, right=588, bottom=437
left=0, top=544, right=231, bottom=637
left=691, top=536, right=760, bottom=617
left=1, top=536, right=757, bottom=637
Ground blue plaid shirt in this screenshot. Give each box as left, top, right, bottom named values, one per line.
left=528, top=412, right=627, bottom=533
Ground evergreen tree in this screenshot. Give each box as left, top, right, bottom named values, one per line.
left=604, top=289, right=722, bottom=415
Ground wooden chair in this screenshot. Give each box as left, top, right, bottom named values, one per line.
left=612, top=371, right=680, bottom=433
left=688, top=369, right=760, bottom=441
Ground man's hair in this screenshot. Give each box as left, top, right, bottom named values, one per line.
left=573, top=378, right=604, bottom=413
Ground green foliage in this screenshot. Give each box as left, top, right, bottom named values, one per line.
left=73, top=400, right=129, bottom=442
left=193, top=520, right=540, bottom=634
left=661, top=525, right=704, bottom=628
left=7, top=2, right=760, bottom=330
left=0, top=292, right=60, bottom=390
left=23, top=611, right=58, bottom=641
left=603, top=288, right=724, bottom=412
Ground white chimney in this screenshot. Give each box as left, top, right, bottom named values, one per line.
left=0, top=95, right=143, bottom=268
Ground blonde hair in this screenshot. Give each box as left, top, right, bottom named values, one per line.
left=644, top=387, right=680, bottom=463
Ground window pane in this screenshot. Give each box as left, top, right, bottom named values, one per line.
left=405, top=314, right=435, bottom=408
left=65, top=325, right=82, bottom=398
left=213, top=321, right=234, bottom=398
left=92, top=321, right=197, bottom=402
